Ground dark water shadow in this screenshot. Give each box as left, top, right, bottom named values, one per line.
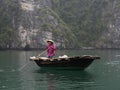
left=33, top=67, right=96, bottom=90
left=34, top=67, right=94, bottom=77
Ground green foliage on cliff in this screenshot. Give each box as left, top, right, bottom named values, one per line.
left=40, top=7, right=79, bottom=47
left=0, top=0, right=19, bottom=48
left=0, top=0, right=117, bottom=48
left=53, top=0, right=114, bottom=47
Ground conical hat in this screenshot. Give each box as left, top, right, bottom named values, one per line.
left=47, top=40, right=54, bottom=43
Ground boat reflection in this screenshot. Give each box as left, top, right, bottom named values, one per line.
left=33, top=68, right=95, bottom=90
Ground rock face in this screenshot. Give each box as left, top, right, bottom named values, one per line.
left=57, top=0, right=120, bottom=49
left=95, top=0, right=120, bottom=48
left=18, top=0, right=58, bottom=48
left=108, top=1, right=120, bottom=48
left=1, top=0, right=120, bottom=49
left=18, top=0, right=73, bottom=49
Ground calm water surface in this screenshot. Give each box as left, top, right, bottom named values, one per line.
left=0, top=50, right=120, bottom=90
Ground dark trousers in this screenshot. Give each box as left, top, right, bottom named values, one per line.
left=48, top=56, right=54, bottom=58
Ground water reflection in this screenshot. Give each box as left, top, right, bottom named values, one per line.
left=1, top=50, right=120, bottom=90
left=33, top=68, right=96, bottom=90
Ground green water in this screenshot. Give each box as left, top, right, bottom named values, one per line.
left=0, top=50, right=120, bottom=90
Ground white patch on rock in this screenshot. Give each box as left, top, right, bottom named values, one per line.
left=45, top=31, right=52, bottom=39
left=43, top=32, right=52, bottom=44
left=20, top=2, right=34, bottom=11
left=31, top=29, right=39, bottom=36
left=19, top=25, right=27, bottom=47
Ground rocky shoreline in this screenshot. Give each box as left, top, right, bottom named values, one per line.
left=1, top=47, right=120, bottom=51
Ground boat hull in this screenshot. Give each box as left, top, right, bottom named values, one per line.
left=35, top=59, right=94, bottom=70
left=31, top=56, right=100, bottom=70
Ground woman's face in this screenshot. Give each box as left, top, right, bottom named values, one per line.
left=47, top=41, right=52, bottom=45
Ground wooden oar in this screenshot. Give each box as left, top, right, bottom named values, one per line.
left=37, top=49, right=47, bottom=58
left=19, top=49, right=47, bottom=71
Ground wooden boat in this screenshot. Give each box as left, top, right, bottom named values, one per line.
left=30, top=55, right=100, bottom=70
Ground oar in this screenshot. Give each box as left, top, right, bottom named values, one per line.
left=18, top=62, right=30, bottom=71
left=19, top=49, right=47, bottom=71
left=37, top=46, right=53, bottom=58
left=37, top=49, right=47, bottom=58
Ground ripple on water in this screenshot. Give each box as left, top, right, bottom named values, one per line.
left=1, top=86, right=7, bottom=89
left=107, top=61, right=120, bottom=65
left=0, top=69, right=4, bottom=72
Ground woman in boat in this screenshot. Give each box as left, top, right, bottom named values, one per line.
left=46, top=40, right=56, bottom=58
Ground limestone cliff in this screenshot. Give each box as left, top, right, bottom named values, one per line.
left=95, top=0, right=120, bottom=48
left=56, top=0, right=120, bottom=49
left=1, top=0, right=120, bottom=49
left=18, top=0, right=77, bottom=49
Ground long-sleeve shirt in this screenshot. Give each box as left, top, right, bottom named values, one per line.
left=47, top=44, right=56, bottom=57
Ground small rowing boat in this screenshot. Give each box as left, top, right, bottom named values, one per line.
left=30, top=55, right=100, bottom=70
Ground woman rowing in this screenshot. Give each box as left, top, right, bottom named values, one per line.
left=46, top=40, right=56, bottom=58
